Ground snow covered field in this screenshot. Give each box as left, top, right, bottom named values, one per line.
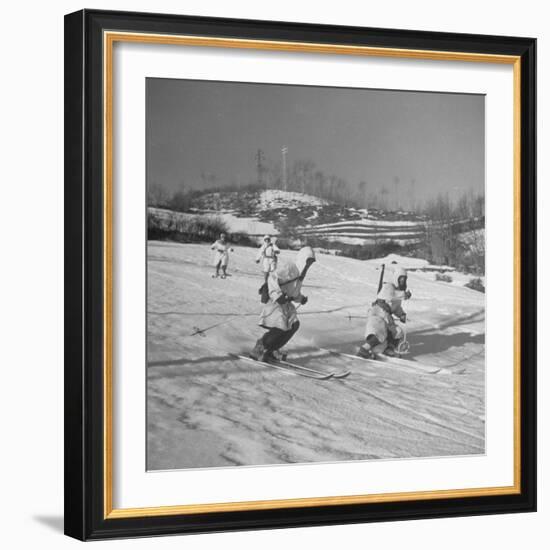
left=147, top=241, right=485, bottom=470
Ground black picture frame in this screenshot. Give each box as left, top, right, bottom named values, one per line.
left=64, top=8, right=536, bottom=541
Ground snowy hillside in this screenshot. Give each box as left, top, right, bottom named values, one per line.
left=190, top=188, right=329, bottom=212
left=149, top=189, right=331, bottom=239
left=258, top=189, right=329, bottom=209
left=151, top=188, right=428, bottom=246
left=147, top=241, right=485, bottom=470
left=151, top=189, right=483, bottom=275
left=298, top=218, right=426, bottom=245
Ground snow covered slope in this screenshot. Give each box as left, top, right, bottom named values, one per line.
left=258, top=189, right=329, bottom=208
left=190, top=189, right=329, bottom=212
left=298, top=217, right=426, bottom=245
left=147, top=241, right=485, bottom=470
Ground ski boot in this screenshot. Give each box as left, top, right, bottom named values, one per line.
left=270, top=348, right=288, bottom=362
left=249, top=339, right=268, bottom=362
left=357, top=344, right=375, bottom=359
left=383, top=346, right=397, bottom=357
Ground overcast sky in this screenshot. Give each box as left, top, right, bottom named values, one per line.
left=146, top=78, right=484, bottom=204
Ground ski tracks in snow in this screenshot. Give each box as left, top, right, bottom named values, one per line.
left=146, top=242, right=486, bottom=469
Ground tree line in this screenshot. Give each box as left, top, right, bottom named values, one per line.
left=147, top=153, right=485, bottom=273
left=420, top=191, right=485, bottom=273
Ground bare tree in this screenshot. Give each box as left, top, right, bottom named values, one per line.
left=328, top=175, right=339, bottom=202
left=314, top=171, right=326, bottom=198
left=147, top=183, right=169, bottom=207
left=357, top=181, right=368, bottom=208
left=408, top=178, right=416, bottom=212
left=255, top=149, right=266, bottom=189
left=393, top=176, right=401, bottom=210
left=289, top=159, right=316, bottom=194
left=379, top=186, right=389, bottom=211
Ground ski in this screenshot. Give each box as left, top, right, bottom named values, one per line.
left=318, top=347, right=441, bottom=375
left=371, top=353, right=442, bottom=374
left=275, top=357, right=351, bottom=379
left=231, top=354, right=334, bottom=380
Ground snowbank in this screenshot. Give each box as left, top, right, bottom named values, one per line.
left=217, top=213, right=278, bottom=236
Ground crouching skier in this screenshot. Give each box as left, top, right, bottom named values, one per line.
left=250, top=246, right=316, bottom=362
left=357, top=266, right=412, bottom=359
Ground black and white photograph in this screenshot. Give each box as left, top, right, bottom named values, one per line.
left=146, top=78, right=486, bottom=471
left=0, top=0, right=544, bottom=545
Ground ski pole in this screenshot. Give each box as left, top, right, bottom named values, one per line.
left=377, top=263, right=385, bottom=293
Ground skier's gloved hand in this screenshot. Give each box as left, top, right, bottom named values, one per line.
left=399, top=313, right=407, bottom=323
left=299, top=295, right=308, bottom=305
left=404, top=290, right=412, bottom=300
left=276, top=294, right=290, bottom=305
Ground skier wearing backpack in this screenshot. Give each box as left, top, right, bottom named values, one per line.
left=210, top=233, right=234, bottom=279
left=357, top=266, right=412, bottom=359
left=255, top=235, right=280, bottom=283
left=250, top=246, right=316, bottom=362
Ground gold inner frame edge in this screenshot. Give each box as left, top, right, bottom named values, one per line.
left=102, top=30, right=522, bottom=520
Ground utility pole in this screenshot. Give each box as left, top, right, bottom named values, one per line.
left=282, top=146, right=288, bottom=191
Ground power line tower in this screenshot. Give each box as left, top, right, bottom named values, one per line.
left=281, top=146, right=288, bottom=191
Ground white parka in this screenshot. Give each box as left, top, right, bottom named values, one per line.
left=377, top=266, right=408, bottom=318
left=364, top=267, right=408, bottom=342
left=210, top=240, right=233, bottom=266
left=256, top=239, right=280, bottom=273
left=259, top=247, right=315, bottom=331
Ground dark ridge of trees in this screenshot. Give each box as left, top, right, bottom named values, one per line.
left=147, top=211, right=229, bottom=243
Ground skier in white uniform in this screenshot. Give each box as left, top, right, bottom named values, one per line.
left=357, top=266, right=411, bottom=358
left=255, top=235, right=280, bottom=283
left=250, top=246, right=316, bottom=362
left=210, top=233, right=234, bottom=279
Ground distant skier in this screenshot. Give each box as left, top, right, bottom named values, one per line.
left=357, top=266, right=412, bottom=358
left=250, top=246, right=316, bottom=362
left=255, top=235, right=281, bottom=283
left=210, top=233, right=234, bottom=279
